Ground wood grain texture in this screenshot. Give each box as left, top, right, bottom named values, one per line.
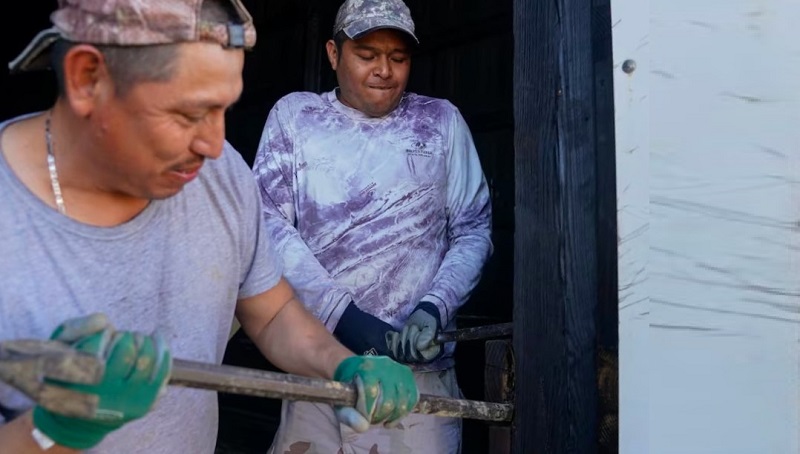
left=513, top=0, right=599, bottom=452
left=485, top=339, right=514, bottom=404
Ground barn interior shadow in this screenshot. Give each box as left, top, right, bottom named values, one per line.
left=217, top=1, right=514, bottom=453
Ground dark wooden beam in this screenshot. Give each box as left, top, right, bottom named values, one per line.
left=485, top=340, right=514, bottom=454
left=592, top=0, right=620, bottom=451
left=513, top=0, right=599, bottom=452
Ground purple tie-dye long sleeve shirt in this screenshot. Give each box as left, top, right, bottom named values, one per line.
left=253, top=90, right=492, bottom=339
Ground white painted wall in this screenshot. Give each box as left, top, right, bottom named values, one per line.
left=613, top=0, right=800, bottom=453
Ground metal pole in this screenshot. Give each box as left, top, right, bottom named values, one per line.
left=435, top=322, right=513, bottom=345
left=171, top=359, right=513, bottom=422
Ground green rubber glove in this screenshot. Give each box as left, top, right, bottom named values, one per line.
left=32, top=314, right=172, bottom=450
left=332, top=356, right=419, bottom=432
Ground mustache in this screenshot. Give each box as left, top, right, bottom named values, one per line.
left=169, top=158, right=205, bottom=173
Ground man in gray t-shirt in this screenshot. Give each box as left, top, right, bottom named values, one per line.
left=0, top=1, right=418, bottom=453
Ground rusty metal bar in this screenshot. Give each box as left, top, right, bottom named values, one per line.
left=0, top=339, right=104, bottom=419
left=434, top=322, right=513, bottom=345
left=0, top=339, right=514, bottom=422
left=171, top=359, right=513, bottom=422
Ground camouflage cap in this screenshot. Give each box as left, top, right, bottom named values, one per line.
left=333, top=0, right=418, bottom=44
left=9, top=0, right=257, bottom=74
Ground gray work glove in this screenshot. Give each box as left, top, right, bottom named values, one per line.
left=385, top=302, right=443, bottom=363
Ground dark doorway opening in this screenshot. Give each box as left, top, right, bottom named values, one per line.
left=218, top=1, right=514, bottom=452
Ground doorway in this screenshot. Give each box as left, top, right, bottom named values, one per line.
left=219, top=1, right=514, bottom=452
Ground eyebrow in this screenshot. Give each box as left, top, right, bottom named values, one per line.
left=352, top=43, right=410, bottom=55
left=177, top=95, right=242, bottom=111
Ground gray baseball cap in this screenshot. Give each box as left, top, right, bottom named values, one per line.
left=9, top=0, right=257, bottom=74
left=333, top=0, right=418, bottom=44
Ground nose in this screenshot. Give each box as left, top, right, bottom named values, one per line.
left=189, top=110, right=225, bottom=159
left=373, top=56, right=392, bottom=79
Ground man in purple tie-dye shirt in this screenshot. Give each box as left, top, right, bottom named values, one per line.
left=253, top=0, right=493, bottom=452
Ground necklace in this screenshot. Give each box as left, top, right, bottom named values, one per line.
left=44, top=112, right=66, bottom=215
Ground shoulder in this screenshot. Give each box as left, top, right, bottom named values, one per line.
left=206, top=141, right=251, bottom=179
left=272, top=91, right=327, bottom=114
left=401, top=93, right=460, bottom=121
left=266, top=92, right=332, bottom=133
left=196, top=141, right=258, bottom=206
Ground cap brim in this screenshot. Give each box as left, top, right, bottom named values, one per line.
left=9, top=28, right=63, bottom=74
left=344, top=22, right=419, bottom=44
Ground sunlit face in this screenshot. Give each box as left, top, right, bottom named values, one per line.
left=90, top=42, right=244, bottom=200
left=326, top=28, right=412, bottom=118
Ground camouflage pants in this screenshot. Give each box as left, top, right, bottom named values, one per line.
left=267, top=368, right=462, bottom=454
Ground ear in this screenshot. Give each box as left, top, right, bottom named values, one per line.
left=325, top=40, right=339, bottom=71
left=61, top=45, right=111, bottom=118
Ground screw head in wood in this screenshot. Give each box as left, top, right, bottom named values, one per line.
left=622, top=59, right=637, bottom=74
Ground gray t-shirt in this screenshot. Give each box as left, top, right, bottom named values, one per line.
left=0, top=113, right=282, bottom=453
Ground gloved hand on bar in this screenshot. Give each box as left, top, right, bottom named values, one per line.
left=332, top=355, right=419, bottom=432
left=32, top=314, right=172, bottom=450
left=386, top=301, right=444, bottom=363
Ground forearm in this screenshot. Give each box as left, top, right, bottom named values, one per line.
left=0, top=412, right=78, bottom=454
left=265, top=216, right=352, bottom=329
left=424, top=232, right=493, bottom=324
left=429, top=105, right=494, bottom=323
left=254, top=108, right=352, bottom=330
left=250, top=297, right=352, bottom=379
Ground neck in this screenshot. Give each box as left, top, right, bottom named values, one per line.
left=43, top=105, right=150, bottom=226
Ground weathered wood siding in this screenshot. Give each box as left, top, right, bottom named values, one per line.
left=513, top=0, right=605, bottom=451
left=614, top=0, right=800, bottom=452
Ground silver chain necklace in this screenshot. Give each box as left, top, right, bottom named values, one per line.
left=44, top=112, right=67, bottom=215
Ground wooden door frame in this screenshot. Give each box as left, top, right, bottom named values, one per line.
left=512, top=0, right=618, bottom=452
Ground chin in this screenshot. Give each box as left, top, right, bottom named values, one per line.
left=146, top=185, right=185, bottom=201
left=367, top=102, right=400, bottom=118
